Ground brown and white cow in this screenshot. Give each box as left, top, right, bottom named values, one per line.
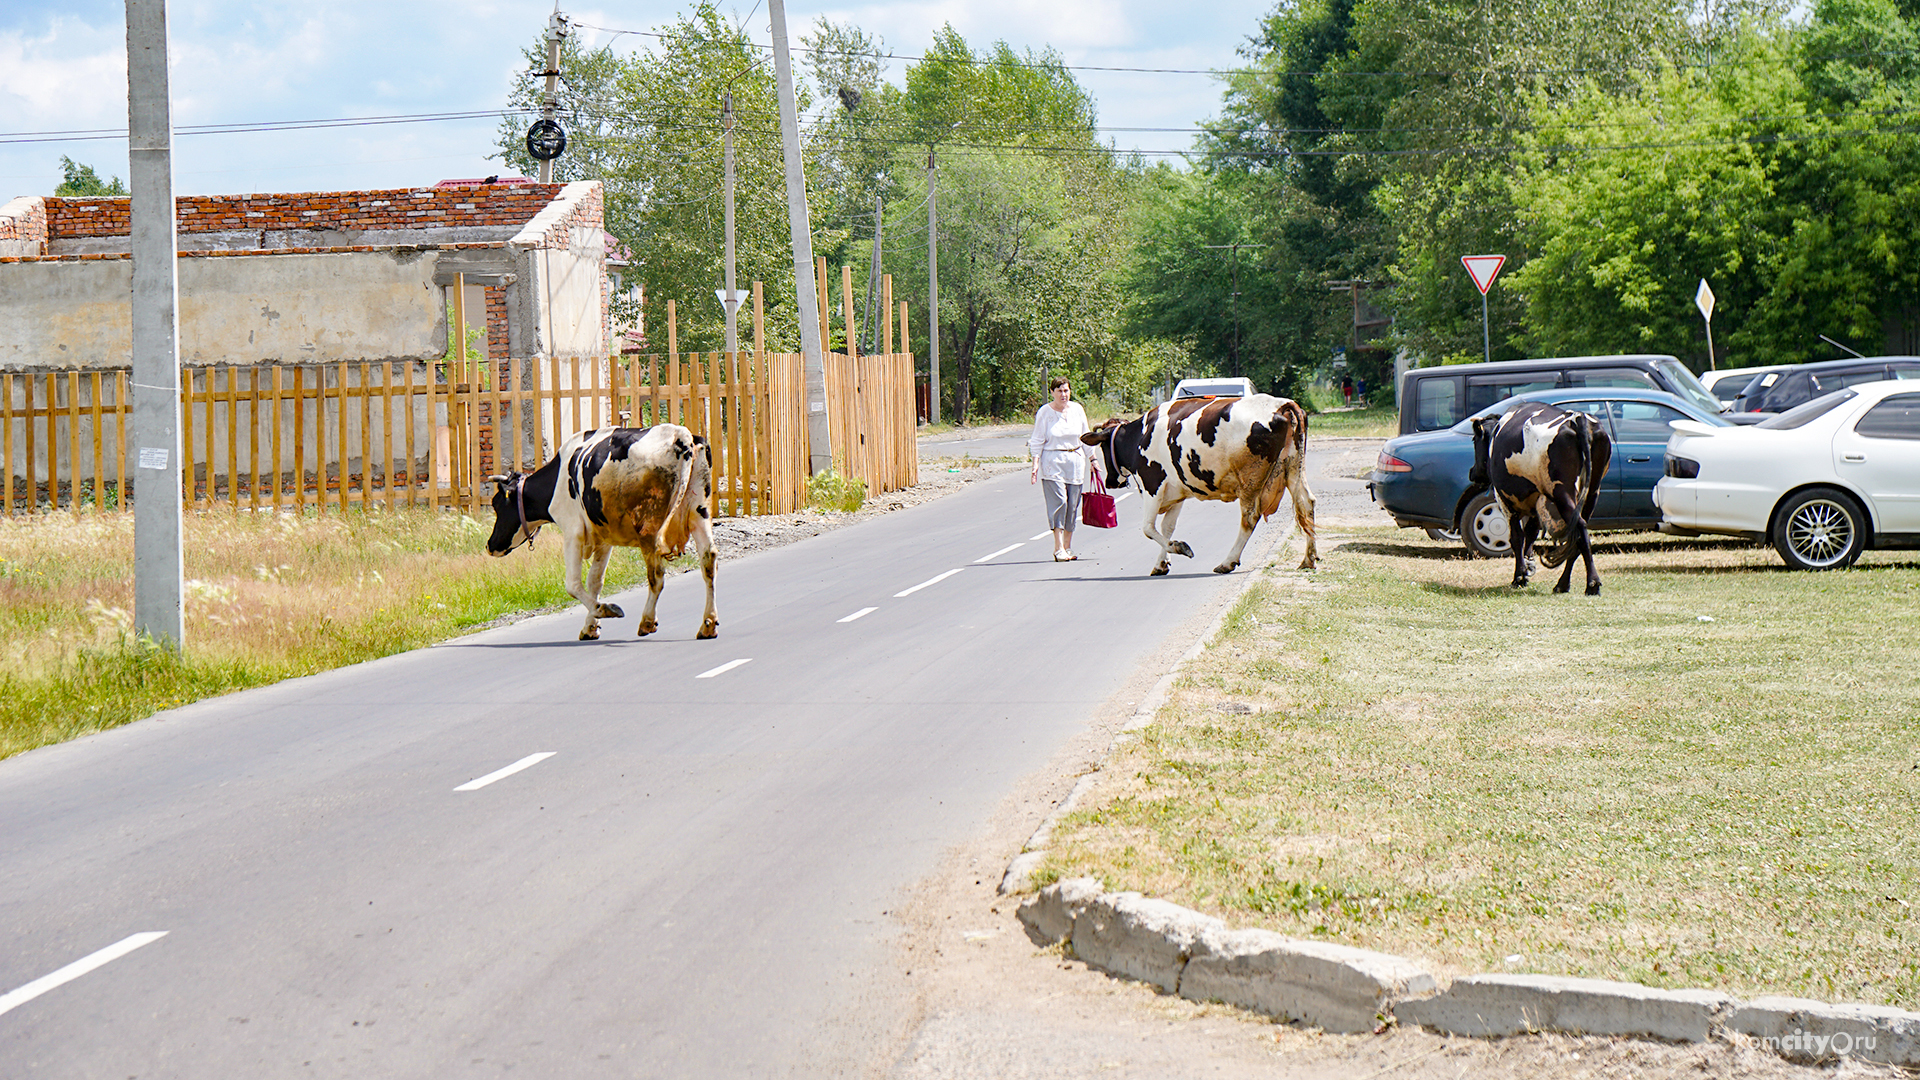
left=485, top=424, right=718, bottom=640
left=1469, top=401, right=1612, bottom=595
left=1081, top=394, right=1317, bottom=575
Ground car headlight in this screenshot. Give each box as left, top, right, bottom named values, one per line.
left=1665, top=456, right=1700, bottom=479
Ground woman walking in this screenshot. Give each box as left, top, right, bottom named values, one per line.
left=1028, top=376, right=1094, bottom=561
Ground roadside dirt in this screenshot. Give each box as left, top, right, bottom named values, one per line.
left=860, top=432, right=1904, bottom=1080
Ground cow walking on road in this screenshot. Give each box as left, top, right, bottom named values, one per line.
left=485, top=425, right=719, bottom=641
left=1470, top=402, right=1612, bottom=595
left=1081, top=394, right=1317, bottom=575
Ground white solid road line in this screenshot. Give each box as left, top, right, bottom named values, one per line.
left=837, top=607, right=878, bottom=623
left=975, top=543, right=1024, bottom=563
left=894, top=569, right=962, bottom=597
left=0, top=932, right=168, bottom=1018
left=453, top=752, right=557, bottom=792
left=695, top=658, right=753, bottom=679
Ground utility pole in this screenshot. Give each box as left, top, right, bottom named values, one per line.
left=1203, top=242, right=1251, bottom=378
left=126, top=0, right=183, bottom=648
left=864, top=192, right=883, bottom=355
left=767, top=0, right=831, bottom=474
left=538, top=6, right=566, bottom=184
left=926, top=146, right=940, bottom=425
left=721, top=90, right=739, bottom=354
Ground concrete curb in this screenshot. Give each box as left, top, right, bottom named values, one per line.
left=1016, top=880, right=1920, bottom=1067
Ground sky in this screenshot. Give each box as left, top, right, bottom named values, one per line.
left=0, top=0, right=1275, bottom=201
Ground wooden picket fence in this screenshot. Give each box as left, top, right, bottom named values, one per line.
left=0, top=349, right=917, bottom=518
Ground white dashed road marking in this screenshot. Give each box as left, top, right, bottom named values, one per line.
left=453, top=752, right=556, bottom=792
left=0, top=932, right=168, bottom=1018
left=837, top=607, right=878, bottom=623
left=895, top=569, right=963, bottom=597
left=695, top=658, right=753, bottom=679
left=1030, top=531, right=1051, bottom=541
left=975, top=543, right=1023, bottom=563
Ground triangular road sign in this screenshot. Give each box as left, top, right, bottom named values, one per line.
left=1461, top=254, right=1506, bottom=295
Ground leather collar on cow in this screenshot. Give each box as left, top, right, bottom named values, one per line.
left=487, top=472, right=543, bottom=552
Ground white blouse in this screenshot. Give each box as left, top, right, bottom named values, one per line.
left=1029, top=401, right=1091, bottom=485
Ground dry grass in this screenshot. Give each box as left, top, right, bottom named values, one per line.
left=1044, top=527, right=1920, bottom=1008
left=0, top=507, right=648, bottom=761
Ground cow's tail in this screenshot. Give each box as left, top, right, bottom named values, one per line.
left=656, top=429, right=703, bottom=555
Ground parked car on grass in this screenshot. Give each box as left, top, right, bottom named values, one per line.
left=1395, top=354, right=1727, bottom=435
left=1729, top=356, right=1920, bottom=415
left=1370, top=387, right=1735, bottom=557
left=1656, top=381, right=1920, bottom=569
left=1700, top=364, right=1798, bottom=406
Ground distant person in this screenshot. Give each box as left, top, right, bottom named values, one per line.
left=1028, top=376, right=1093, bottom=561
left=1355, top=375, right=1367, bottom=406
left=1341, top=375, right=1354, bottom=405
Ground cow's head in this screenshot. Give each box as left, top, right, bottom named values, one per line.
left=485, top=473, right=541, bottom=556
left=1081, top=416, right=1138, bottom=486
left=1468, top=415, right=1495, bottom=488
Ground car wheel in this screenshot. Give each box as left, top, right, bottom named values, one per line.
left=1461, top=490, right=1512, bottom=559
left=1424, top=527, right=1460, bottom=542
left=1773, top=488, right=1866, bottom=570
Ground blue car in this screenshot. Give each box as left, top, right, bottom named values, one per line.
left=1368, top=387, right=1735, bottom=557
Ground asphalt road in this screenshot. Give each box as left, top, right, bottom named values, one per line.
left=0, top=462, right=1291, bottom=1078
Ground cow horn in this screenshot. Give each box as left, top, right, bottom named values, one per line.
left=485, top=474, right=513, bottom=485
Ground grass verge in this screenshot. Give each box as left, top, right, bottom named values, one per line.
left=0, top=507, right=650, bottom=762
left=1042, top=527, right=1920, bottom=1008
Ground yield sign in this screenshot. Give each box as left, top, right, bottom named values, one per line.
left=1461, top=254, right=1506, bottom=296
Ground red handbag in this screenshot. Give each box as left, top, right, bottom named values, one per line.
left=1080, top=461, right=1119, bottom=529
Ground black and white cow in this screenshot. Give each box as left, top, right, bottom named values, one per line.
left=1081, top=394, right=1317, bottom=575
left=486, top=425, right=718, bottom=640
left=1469, top=402, right=1612, bottom=595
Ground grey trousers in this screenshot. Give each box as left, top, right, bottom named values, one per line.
left=1042, top=478, right=1082, bottom=531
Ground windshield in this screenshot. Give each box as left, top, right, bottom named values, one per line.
left=1655, top=358, right=1725, bottom=414
left=1755, top=388, right=1858, bottom=430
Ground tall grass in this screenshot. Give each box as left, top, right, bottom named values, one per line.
left=0, top=507, right=647, bottom=761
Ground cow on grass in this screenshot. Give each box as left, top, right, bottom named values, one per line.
left=486, top=425, right=718, bottom=640
left=1469, top=402, right=1612, bottom=595
left=1081, top=394, right=1317, bottom=575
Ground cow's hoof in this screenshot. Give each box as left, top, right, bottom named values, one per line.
left=1553, top=582, right=1570, bottom=594
left=697, top=621, right=719, bottom=640
left=1170, top=541, right=1195, bottom=559
left=579, top=625, right=600, bottom=641
left=636, top=619, right=658, bottom=637
left=596, top=602, right=624, bottom=619
left=1586, top=583, right=1602, bottom=597
left=1297, top=558, right=1317, bottom=571
left=1213, top=562, right=1237, bottom=574
left=1150, top=563, right=1170, bottom=577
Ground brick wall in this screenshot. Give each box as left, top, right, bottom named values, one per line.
left=43, top=184, right=566, bottom=241
left=0, top=198, right=47, bottom=247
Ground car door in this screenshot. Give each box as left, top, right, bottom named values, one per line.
left=1834, top=391, right=1920, bottom=532
left=1605, top=400, right=1691, bottom=525
left=1551, top=399, right=1621, bottom=519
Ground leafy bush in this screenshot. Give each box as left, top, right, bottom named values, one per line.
left=806, top=467, right=866, bottom=512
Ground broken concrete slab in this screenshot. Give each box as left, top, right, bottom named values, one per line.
left=1069, top=892, right=1225, bottom=994
left=1015, top=877, right=1103, bottom=947
left=1395, top=973, right=1734, bottom=1042
left=1180, top=926, right=1437, bottom=1034
left=1729, top=995, right=1920, bottom=1067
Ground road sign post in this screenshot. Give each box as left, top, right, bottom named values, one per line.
left=1461, top=255, right=1506, bottom=364
left=1695, top=278, right=1717, bottom=371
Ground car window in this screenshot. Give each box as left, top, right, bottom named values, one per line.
left=1465, top=374, right=1559, bottom=414
left=1566, top=368, right=1658, bottom=390
left=1652, top=358, right=1725, bottom=414
left=1610, top=401, right=1689, bottom=440
left=1836, top=367, right=1892, bottom=389
left=1763, top=371, right=1817, bottom=411
left=1853, top=393, right=1920, bottom=440
left=1417, top=377, right=1461, bottom=430
left=1896, top=368, right=1920, bottom=380
left=1755, top=389, right=1859, bottom=429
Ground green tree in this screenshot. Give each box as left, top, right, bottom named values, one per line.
left=55, top=156, right=127, bottom=197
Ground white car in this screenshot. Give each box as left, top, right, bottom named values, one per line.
left=1172, top=376, right=1255, bottom=399
left=1654, top=380, right=1920, bottom=569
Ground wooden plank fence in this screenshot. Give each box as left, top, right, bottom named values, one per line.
left=1, top=350, right=917, bottom=518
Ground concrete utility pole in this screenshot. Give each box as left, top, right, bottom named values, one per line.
left=721, top=90, right=740, bottom=355
left=767, top=0, right=831, bottom=473
left=126, top=0, right=183, bottom=648
left=538, top=5, right=565, bottom=184
left=1203, top=242, right=1253, bottom=378
left=926, top=147, right=940, bottom=425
